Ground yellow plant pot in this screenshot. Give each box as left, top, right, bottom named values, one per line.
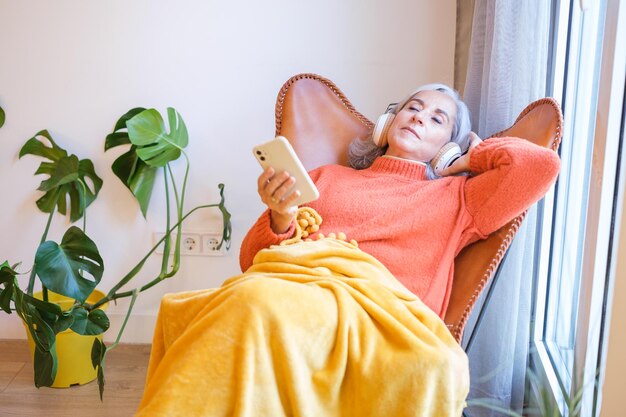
left=24, top=289, right=109, bottom=388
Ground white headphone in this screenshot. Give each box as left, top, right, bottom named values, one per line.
left=372, top=104, right=462, bottom=176
left=372, top=104, right=396, bottom=148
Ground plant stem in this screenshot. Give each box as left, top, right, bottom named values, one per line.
left=178, top=153, right=191, bottom=248
left=107, top=159, right=191, bottom=303
left=89, top=202, right=222, bottom=309
left=105, top=289, right=139, bottom=353
left=167, top=164, right=182, bottom=274
left=79, top=179, right=88, bottom=232
left=166, top=157, right=189, bottom=273
left=27, top=208, right=56, bottom=296
left=159, top=167, right=172, bottom=274
left=178, top=152, right=191, bottom=219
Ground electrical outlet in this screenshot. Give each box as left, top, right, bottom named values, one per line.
left=180, top=233, right=202, bottom=255
left=202, top=233, right=225, bottom=256
left=153, top=232, right=202, bottom=256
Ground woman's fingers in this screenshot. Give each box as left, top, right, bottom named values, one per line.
left=257, top=167, right=299, bottom=214
left=439, top=153, right=471, bottom=177
left=258, top=168, right=288, bottom=200
left=468, top=132, right=483, bottom=149
left=438, top=159, right=461, bottom=177
left=277, top=190, right=300, bottom=216
left=257, top=166, right=275, bottom=189
left=271, top=175, right=296, bottom=202
left=438, top=133, right=482, bottom=177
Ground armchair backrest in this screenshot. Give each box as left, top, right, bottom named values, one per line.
left=274, top=73, right=562, bottom=342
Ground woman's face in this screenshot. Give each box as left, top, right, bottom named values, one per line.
left=385, top=89, right=457, bottom=162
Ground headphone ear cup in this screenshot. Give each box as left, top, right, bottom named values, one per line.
left=372, top=113, right=395, bottom=147
left=430, top=142, right=462, bottom=176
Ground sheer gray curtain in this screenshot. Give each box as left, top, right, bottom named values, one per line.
left=460, top=1, right=551, bottom=416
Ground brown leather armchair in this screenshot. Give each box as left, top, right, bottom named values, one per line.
left=274, top=73, right=562, bottom=343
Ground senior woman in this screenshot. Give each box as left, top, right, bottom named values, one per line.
left=241, top=83, right=560, bottom=318
left=137, top=84, right=559, bottom=417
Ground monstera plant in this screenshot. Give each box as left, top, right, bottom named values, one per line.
left=0, top=107, right=231, bottom=398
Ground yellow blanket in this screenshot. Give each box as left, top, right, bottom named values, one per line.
left=136, top=238, right=469, bottom=417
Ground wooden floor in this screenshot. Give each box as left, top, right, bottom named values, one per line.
left=0, top=339, right=151, bottom=417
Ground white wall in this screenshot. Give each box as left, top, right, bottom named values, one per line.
left=0, top=0, right=456, bottom=343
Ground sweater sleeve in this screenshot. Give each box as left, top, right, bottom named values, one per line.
left=239, top=167, right=327, bottom=272
left=464, top=136, right=560, bottom=237
left=239, top=210, right=296, bottom=272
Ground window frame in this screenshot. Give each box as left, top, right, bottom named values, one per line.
left=529, top=0, right=626, bottom=415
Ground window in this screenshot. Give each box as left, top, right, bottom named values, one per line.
left=530, top=0, right=625, bottom=415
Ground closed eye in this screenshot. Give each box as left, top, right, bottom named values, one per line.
left=432, top=117, right=442, bottom=124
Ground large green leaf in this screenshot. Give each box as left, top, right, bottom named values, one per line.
left=91, top=338, right=104, bottom=369
left=86, top=309, right=110, bottom=335
left=27, top=316, right=58, bottom=388
left=5, top=270, right=62, bottom=327
left=20, top=130, right=67, bottom=160
left=21, top=302, right=57, bottom=352
left=91, top=338, right=106, bottom=400
left=70, top=307, right=109, bottom=335
left=104, top=131, right=131, bottom=150
left=10, top=284, right=61, bottom=387
left=34, top=344, right=57, bottom=388
left=77, top=159, right=103, bottom=210
left=38, top=155, right=79, bottom=192
left=112, top=107, right=147, bottom=135
left=0, top=261, right=18, bottom=314
left=105, top=107, right=158, bottom=217
left=111, top=147, right=157, bottom=217
left=50, top=159, right=102, bottom=223
left=5, top=273, right=82, bottom=388
left=126, top=108, right=188, bottom=167
left=0, top=283, right=13, bottom=314
left=20, top=131, right=102, bottom=222
left=35, top=226, right=104, bottom=303
left=22, top=292, right=63, bottom=318
left=103, top=107, right=145, bottom=152
left=53, top=312, right=74, bottom=333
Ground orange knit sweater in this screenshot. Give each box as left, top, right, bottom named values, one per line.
left=240, top=137, right=560, bottom=317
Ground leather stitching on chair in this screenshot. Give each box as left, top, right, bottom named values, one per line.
left=275, top=73, right=374, bottom=137
left=450, top=213, right=526, bottom=342
left=493, top=97, right=563, bottom=152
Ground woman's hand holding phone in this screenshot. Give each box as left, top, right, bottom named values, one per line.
left=253, top=136, right=320, bottom=234
left=257, top=167, right=300, bottom=234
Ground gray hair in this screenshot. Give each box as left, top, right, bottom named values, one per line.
left=348, top=83, right=471, bottom=179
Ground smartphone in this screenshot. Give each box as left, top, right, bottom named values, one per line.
left=252, top=136, right=320, bottom=206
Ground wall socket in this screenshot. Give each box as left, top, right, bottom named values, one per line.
left=181, top=233, right=202, bottom=255
left=153, top=232, right=225, bottom=257
left=202, top=233, right=226, bottom=256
